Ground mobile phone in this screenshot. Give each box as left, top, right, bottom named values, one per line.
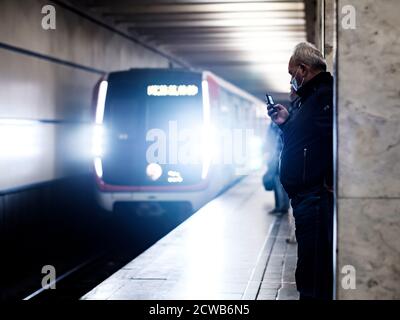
left=265, top=94, right=275, bottom=106
left=265, top=93, right=276, bottom=111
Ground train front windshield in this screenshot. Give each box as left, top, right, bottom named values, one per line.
left=101, top=71, right=205, bottom=187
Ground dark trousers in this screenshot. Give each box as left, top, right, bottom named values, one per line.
left=273, top=175, right=290, bottom=212
left=291, top=187, right=334, bottom=300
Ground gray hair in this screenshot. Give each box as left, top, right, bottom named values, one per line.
left=290, top=42, right=327, bottom=71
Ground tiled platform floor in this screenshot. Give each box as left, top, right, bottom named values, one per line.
left=82, top=173, right=298, bottom=300
left=257, top=214, right=299, bottom=300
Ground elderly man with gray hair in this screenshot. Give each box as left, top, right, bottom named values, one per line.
left=267, top=42, right=334, bottom=300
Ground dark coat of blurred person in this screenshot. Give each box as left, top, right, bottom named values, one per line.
left=267, top=42, right=334, bottom=300
left=265, top=122, right=290, bottom=215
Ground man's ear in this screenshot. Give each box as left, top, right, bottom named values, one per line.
left=299, top=64, right=309, bottom=77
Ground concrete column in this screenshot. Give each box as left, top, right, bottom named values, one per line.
left=324, top=0, right=336, bottom=73
left=336, top=0, right=400, bottom=299
left=309, top=0, right=336, bottom=72
left=314, top=0, right=324, bottom=51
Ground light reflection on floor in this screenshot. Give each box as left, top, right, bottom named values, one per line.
left=82, top=173, right=276, bottom=300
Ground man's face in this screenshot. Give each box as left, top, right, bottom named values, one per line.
left=288, top=59, right=297, bottom=78
left=289, top=87, right=298, bottom=102
left=288, top=59, right=307, bottom=88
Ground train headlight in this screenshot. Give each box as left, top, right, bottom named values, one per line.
left=93, top=80, right=108, bottom=157
left=146, top=163, right=163, bottom=181
left=92, top=124, right=105, bottom=157
left=95, top=80, right=108, bottom=124
left=94, top=157, right=103, bottom=178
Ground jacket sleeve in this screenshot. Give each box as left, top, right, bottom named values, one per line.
left=278, top=98, right=300, bottom=133
left=314, top=86, right=334, bottom=188
left=313, top=86, right=333, bottom=136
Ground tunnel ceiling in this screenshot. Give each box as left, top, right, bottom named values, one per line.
left=70, top=0, right=308, bottom=100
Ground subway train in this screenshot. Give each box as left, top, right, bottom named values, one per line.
left=92, top=68, right=269, bottom=213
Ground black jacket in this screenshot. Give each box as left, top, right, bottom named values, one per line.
left=279, top=72, right=333, bottom=198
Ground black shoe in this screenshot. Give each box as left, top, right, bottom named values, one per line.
left=269, top=209, right=289, bottom=216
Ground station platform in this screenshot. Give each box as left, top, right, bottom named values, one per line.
left=81, top=173, right=299, bottom=300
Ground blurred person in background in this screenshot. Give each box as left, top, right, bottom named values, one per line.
left=263, top=122, right=290, bottom=216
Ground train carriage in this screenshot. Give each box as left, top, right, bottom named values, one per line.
left=92, top=69, right=269, bottom=213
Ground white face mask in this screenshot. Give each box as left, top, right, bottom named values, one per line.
left=291, top=66, right=304, bottom=92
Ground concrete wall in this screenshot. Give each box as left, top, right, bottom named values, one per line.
left=0, top=1, right=179, bottom=289
left=336, top=0, right=400, bottom=299
left=324, top=0, right=336, bottom=73
left=0, top=0, right=172, bottom=192
left=0, top=0, right=181, bottom=260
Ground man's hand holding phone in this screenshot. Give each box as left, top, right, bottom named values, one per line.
left=267, top=103, right=290, bottom=126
